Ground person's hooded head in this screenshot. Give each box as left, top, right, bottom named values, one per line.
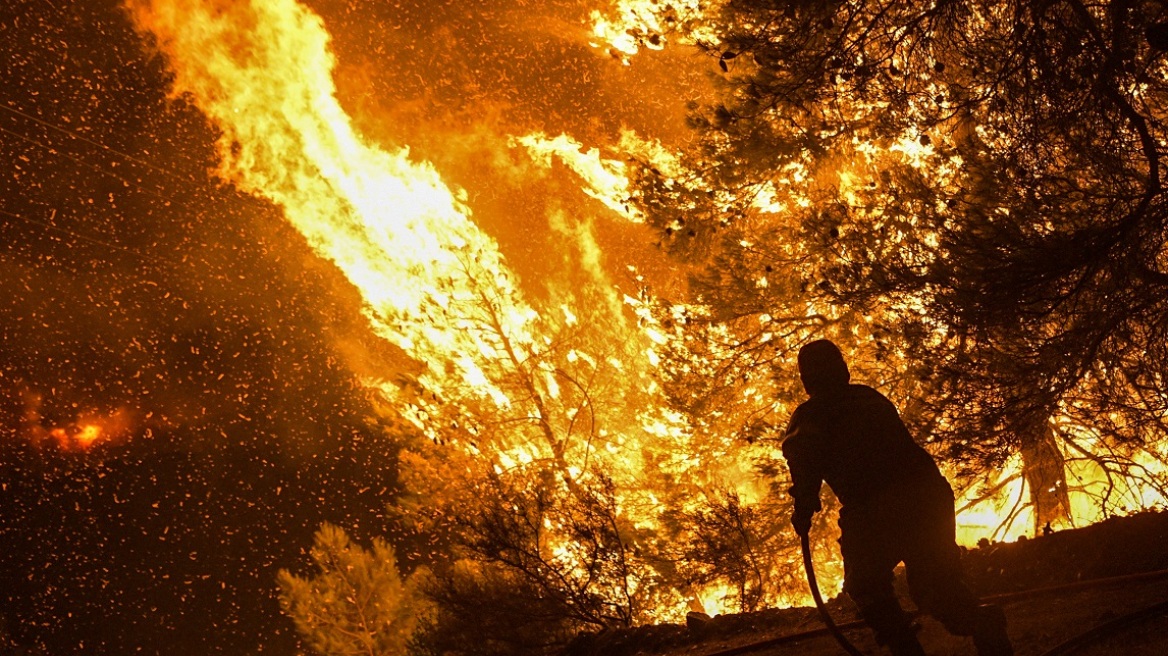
left=797, top=339, right=850, bottom=396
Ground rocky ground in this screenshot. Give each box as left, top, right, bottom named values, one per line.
left=564, top=511, right=1168, bottom=656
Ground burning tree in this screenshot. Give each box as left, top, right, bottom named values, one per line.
left=119, top=0, right=1168, bottom=650
left=127, top=0, right=808, bottom=642
left=615, top=0, right=1168, bottom=535
left=387, top=270, right=685, bottom=649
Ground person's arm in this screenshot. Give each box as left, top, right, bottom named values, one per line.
left=781, top=424, right=823, bottom=536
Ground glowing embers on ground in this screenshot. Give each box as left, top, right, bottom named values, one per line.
left=23, top=406, right=134, bottom=452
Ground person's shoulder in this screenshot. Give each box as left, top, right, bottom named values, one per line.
left=847, top=383, right=894, bottom=403
left=783, top=397, right=823, bottom=445
left=781, top=420, right=813, bottom=456
left=790, top=396, right=817, bottom=416
left=787, top=396, right=827, bottom=426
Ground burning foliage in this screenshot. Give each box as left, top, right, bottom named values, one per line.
left=3, top=0, right=1168, bottom=655
left=619, top=0, right=1168, bottom=538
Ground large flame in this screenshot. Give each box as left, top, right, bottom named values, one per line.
left=123, top=0, right=779, bottom=618
left=125, top=0, right=689, bottom=605
left=123, top=0, right=1166, bottom=625
left=953, top=423, right=1168, bottom=544
left=125, top=0, right=538, bottom=420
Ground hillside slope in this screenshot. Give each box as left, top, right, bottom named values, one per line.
left=565, top=511, right=1168, bottom=656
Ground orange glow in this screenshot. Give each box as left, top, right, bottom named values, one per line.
left=589, top=0, right=720, bottom=61
left=73, top=424, right=103, bottom=448
left=123, top=0, right=1168, bottom=626
left=516, top=132, right=645, bottom=223
left=124, top=0, right=703, bottom=619
left=125, top=0, right=540, bottom=415
left=952, top=456, right=1033, bottom=545
left=39, top=409, right=133, bottom=451
left=951, top=421, right=1168, bottom=545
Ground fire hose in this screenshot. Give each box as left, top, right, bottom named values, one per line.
left=801, top=532, right=867, bottom=656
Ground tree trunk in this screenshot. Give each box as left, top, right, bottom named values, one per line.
left=1020, top=421, right=1072, bottom=532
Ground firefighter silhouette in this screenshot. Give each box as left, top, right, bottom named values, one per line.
left=782, top=339, right=1014, bottom=656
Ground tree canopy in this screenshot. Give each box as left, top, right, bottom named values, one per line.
left=623, top=0, right=1168, bottom=527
